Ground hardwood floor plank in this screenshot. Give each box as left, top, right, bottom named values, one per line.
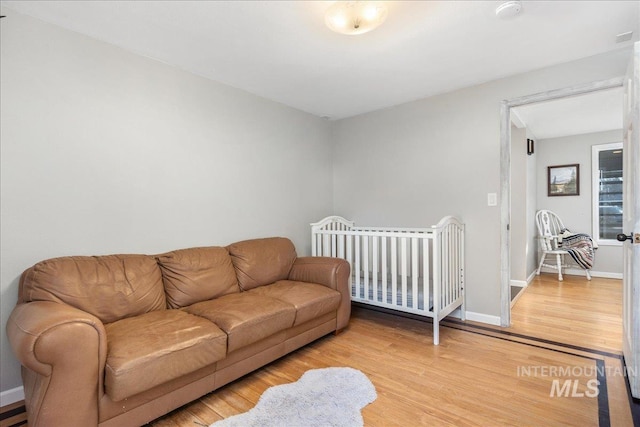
left=605, top=357, right=634, bottom=427
left=0, top=402, right=26, bottom=427
left=198, top=387, right=254, bottom=420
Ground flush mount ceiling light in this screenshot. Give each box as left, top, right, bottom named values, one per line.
left=325, top=1, right=388, bottom=35
left=495, top=1, right=523, bottom=19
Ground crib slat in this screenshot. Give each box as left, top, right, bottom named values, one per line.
left=448, top=229, right=452, bottom=306
left=443, top=229, right=448, bottom=308
left=331, top=232, right=337, bottom=257
left=311, top=231, right=317, bottom=257
left=372, top=236, right=379, bottom=302
left=441, top=228, right=446, bottom=309
left=457, top=227, right=463, bottom=300
left=433, top=231, right=440, bottom=315
left=317, top=229, right=321, bottom=256
left=447, top=227, right=453, bottom=305
left=423, top=238, right=430, bottom=311
left=456, top=227, right=461, bottom=300
left=346, top=234, right=353, bottom=296
left=382, top=237, right=388, bottom=304
left=442, top=226, right=448, bottom=308
left=363, top=235, right=369, bottom=300
left=391, top=238, right=398, bottom=305
left=449, top=226, right=455, bottom=305
left=355, top=234, right=361, bottom=299
left=411, top=237, right=418, bottom=309
left=401, top=237, right=407, bottom=308
left=452, top=227, right=457, bottom=300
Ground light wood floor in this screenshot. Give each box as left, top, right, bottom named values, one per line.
left=510, top=273, right=623, bottom=354
left=2, top=273, right=634, bottom=426
left=148, top=273, right=633, bottom=427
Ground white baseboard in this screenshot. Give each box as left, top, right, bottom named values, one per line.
left=510, top=287, right=527, bottom=308
left=581, top=270, right=623, bottom=279
left=539, top=267, right=623, bottom=280
left=510, top=271, right=537, bottom=288
left=0, top=386, right=24, bottom=407
left=464, top=311, right=501, bottom=326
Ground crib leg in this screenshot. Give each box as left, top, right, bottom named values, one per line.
left=433, top=319, right=439, bottom=345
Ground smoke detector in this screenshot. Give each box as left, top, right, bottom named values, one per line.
left=496, top=1, right=523, bottom=19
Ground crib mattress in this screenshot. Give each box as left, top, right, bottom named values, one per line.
left=350, top=275, right=433, bottom=311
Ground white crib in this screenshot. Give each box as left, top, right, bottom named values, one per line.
left=311, top=216, right=465, bottom=345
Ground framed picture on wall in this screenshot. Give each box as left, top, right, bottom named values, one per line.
left=548, top=164, right=580, bottom=196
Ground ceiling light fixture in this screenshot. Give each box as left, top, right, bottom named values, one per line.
left=325, top=1, right=388, bottom=36
left=495, top=1, right=522, bottom=19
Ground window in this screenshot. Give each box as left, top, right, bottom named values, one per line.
left=592, top=142, right=623, bottom=245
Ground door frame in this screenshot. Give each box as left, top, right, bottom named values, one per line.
left=499, top=77, right=624, bottom=326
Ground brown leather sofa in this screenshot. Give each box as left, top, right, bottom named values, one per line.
left=6, top=237, right=350, bottom=427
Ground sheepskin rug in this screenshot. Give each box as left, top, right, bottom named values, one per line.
left=210, top=367, right=377, bottom=427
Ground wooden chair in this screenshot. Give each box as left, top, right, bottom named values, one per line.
left=535, top=210, right=591, bottom=281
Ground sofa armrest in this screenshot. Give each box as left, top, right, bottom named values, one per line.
left=6, top=301, right=107, bottom=427
left=289, top=257, right=351, bottom=330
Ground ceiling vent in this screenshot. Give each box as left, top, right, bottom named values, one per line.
left=616, top=31, right=633, bottom=43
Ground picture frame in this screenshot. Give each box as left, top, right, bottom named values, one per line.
left=547, top=164, right=580, bottom=196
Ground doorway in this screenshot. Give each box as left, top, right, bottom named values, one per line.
left=499, top=77, right=624, bottom=327
left=508, top=87, right=625, bottom=299
left=499, top=41, right=640, bottom=404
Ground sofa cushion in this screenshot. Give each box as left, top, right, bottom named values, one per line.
left=248, top=280, right=341, bottom=326
left=21, top=255, right=165, bottom=324
left=227, top=237, right=297, bottom=290
left=156, top=246, right=239, bottom=309
left=184, top=293, right=295, bottom=353
left=104, top=310, right=227, bottom=401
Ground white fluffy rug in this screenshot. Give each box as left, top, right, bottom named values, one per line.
left=210, top=367, right=377, bottom=427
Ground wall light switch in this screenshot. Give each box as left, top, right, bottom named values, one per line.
left=487, top=193, right=497, bottom=206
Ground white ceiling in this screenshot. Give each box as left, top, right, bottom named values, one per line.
left=1, top=1, right=638, bottom=121
left=512, top=87, right=624, bottom=140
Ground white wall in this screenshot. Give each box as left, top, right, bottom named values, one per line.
left=510, top=125, right=528, bottom=283
left=536, top=130, right=624, bottom=275
left=512, top=125, right=539, bottom=284
left=526, top=128, right=538, bottom=276
left=0, top=9, right=333, bottom=398
left=332, top=49, right=631, bottom=320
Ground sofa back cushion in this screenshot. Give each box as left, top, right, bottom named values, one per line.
left=227, top=237, right=297, bottom=291
left=156, top=246, right=239, bottom=308
left=21, top=255, right=166, bottom=324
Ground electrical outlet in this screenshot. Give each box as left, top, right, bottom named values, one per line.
left=488, top=193, right=497, bottom=206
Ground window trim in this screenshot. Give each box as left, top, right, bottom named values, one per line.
left=591, top=141, right=623, bottom=246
